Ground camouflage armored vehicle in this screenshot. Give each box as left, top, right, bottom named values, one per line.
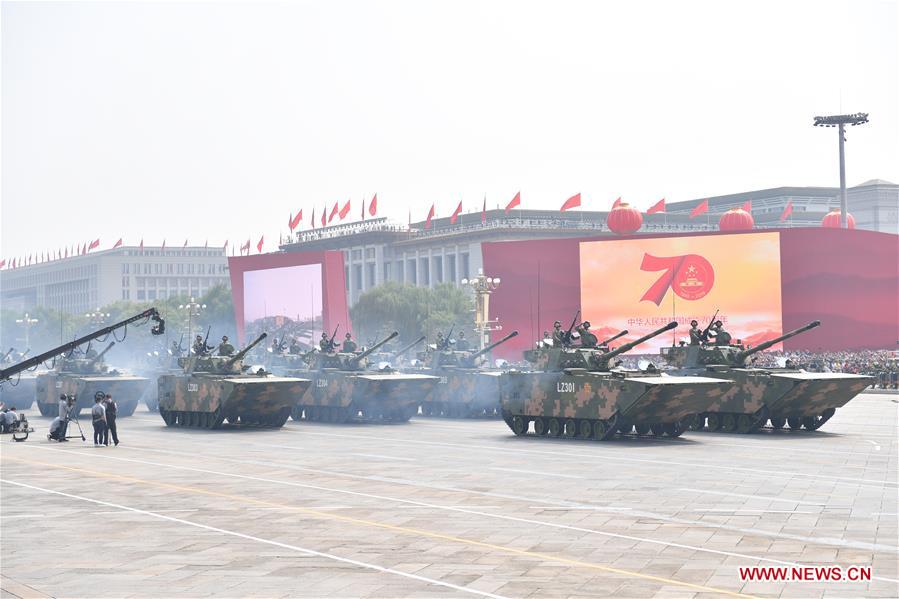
left=0, top=350, right=40, bottom=409
left=291, top=331, right=439, bottom=424
left=157, top=333, right=310, bottom=429
left=417, top=331, right=519, bottom=418
left=500, top=322, right=732, bottom=440
left=661, top=320, right=874, bottom=433
left=35, top=342, right=148, bottom=417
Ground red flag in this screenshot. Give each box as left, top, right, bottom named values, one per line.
left=289, top=210, right=303, bottom=230
left=779, top=200, right=793, bottom=222
left=64, top=247, right=68, bottom=258
left=11, top=258, right=15, bottom=268
left=424, top=204, right=435, bottom=229
left=256, top=236, right=264, bottom=253
left=505, top=192, right=521, bottom=213
left=450, top=200, right=463, bottom=224
left=113, top=238, right=123, bottom=249
left=240, top=239, right=250, bottom=253
left=88, top=238, right=100, bottom=250
left=328, top=201, right=339, bottom=223
left=320, top=206, right=326, bottom=228
left=183, top=239, right=188, bottom=248
left=560, top=193, right=581, bottom=212
left=0, top=260, right=5, bottom=269
left=481, top=196, right=486, bottom=224
left=368, top=194, right=377, bottom=216
left=338, top=199, right=351, bottom=220
left=689, top=199, right=708, bottom=218
left=646, top=198, right=666, bottom=214
left=139, top=239, right=143, bottom=251
left=612, top=197, right=622, bottom=208
left=742, top=200, right=752, bottom=212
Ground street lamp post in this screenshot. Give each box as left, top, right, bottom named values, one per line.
left=85, top=308, right=111, bottom=328
left=15, top=313, right=40, bottom=348
left=813, top=112, right=869, bottom=228
left=460, top=269, right=502, bottom=351
left=178, top=297, right=206, bottom=353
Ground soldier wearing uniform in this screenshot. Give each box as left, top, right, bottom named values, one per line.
left=551, top=321, right=565, bottom=347
left=435, top=332, right=447, bottom=351
left=688, top=320, right=702, bottom=345
left=577, top=321, right=598, bottom=348
left=319, top=332, right=333, bottom=352
left=170, top=340, right=183, bottom=357
left=192, top=335, right=209, bottom=356
left=341, top=333, right=357, bottom=353
left=217, top=335, right=235, bottom=356
left=708, top=321, right=732, bottom=346
left=289, top=338, right=302, bottom=354
left=455, top=331, right=469, bottom=351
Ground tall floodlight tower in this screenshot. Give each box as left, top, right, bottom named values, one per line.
left=461, top=269, right=502, bottom=350
left=813, top=113, right=869, bottom=228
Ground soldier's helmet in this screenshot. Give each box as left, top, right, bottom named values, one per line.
left=195, top=335, right=203, bottom=341
left=553, top=321, right=561, bottom=327
left=458, top=331, right=465, bottom=338
left=345, top=332, right=352, bottom=339
left=222, top=335, right=228, bottom=342
left=321, top=332, right=328, bottom=338
left=714, top=320, right=723, bottom=327
left=690, top=320, right=698, bottom=326
left=582, top=321, right=591, bottom=329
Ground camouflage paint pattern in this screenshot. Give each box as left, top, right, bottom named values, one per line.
left=35, top=373, right=148, bottom=417
left=501, top=370, right=730, bottom=425
left=157, top=373, right=310, bottom=429
left=291, top=371, right=438, bottom=423
left=662, top=343, right=876, bottom=432
left=417, top=369, right=504, bottom=417
left=0, top=373, right=37, bottom=409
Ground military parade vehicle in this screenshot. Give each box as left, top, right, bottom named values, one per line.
left=34, top=341, right=149, bottom=417
left=416, top=330, right=519, bottom=418
left=157, top=332, right=310, bottom=429
left=0, top=349, right=41, bottom=410
left=291, top=331, right=439, bottom=424
left=661, top=320, right=875, bottom=433
left=500, top=321, right=732, bottom=440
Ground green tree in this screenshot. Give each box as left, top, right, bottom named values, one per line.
left=349, top=282, right=473, bottom=347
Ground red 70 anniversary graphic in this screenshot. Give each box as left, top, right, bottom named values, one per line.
left=639, top=253, right=715, bottom=305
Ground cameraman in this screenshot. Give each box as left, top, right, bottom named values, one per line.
left=58, top=394, right=71, bottom=440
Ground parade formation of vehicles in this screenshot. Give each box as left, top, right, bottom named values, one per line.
left=0, top=305, right=873, bottom=442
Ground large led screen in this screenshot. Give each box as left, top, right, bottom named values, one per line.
left=242, top=263, right=323, bottom=350
left=579, top=232, right=784, bottom=352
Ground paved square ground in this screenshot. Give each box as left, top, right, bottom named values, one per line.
left=2, top=393, right=896, bottom=598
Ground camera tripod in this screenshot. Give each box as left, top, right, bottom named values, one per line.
left=49, top=402, right=87, bottom=442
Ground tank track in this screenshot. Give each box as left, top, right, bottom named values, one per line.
left=502, top=410, right=686, bottom=441
left=159, top=407, right=290, bottom=429
left=689, top=407, right=835, bottom=433
left=291, top=403, right=417, bottom=424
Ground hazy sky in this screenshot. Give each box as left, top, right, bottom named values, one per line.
left=2, top=0, right=896, bottom=259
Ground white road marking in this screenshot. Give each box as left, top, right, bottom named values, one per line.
left=692, top=509, right=817, bottom=514
left=0, top=514, right=46, bottom=519
left=350, top=453, right=416, bottom=462
left=288, top=429, right=899, bottom=489
left=22, top=443, right=899, bottom=572
left=676, top=488, right=830, bottom=507
left=866, top=440, right=882, bottom=451
left=529, top=507, right=633, bottom=511
left=489, top=467, right=583, bottom=479
left=0, top=478, right=510, bottom=599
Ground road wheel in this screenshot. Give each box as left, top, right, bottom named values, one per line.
left=721, top=414, right=737, bottom=432
left=563, top=419, right=577, bottom=438
left=650, top=423, right=665, bottom=436
left=511, top=416, right=527, bottom=436
left=533, top=418, right=547, bottom=436
left=547, top=418, right=561, bottom=437
left=633, top=423, right=650, bottom=435
left=578, top=420, right=592, bottom=439
left=787, top=416, right=802, bottom=430
left=705, top=413, right=721, bottom=431
left=592, top=420, right=607, bottom=440
left=688, top=414, right=705, bottom=431
left=736, top=414, right=753, bottom=434
left=769, top=416, right=785, bottom=430
left=663, top=422, right=684, bottom=437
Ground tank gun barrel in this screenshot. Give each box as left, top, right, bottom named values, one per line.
left=598, top=330, right=628, bottom=346
left=90, top=341, right=116, bottom=364
left=223, top=332, right=268, bottom=368
left=468, top=331, right=519, bottom=361
left=601, top=322, right=677, bottom=362
left=393, top=336, right=426, bottom=359
left=353, top=331, right=400, bottom=363
left=734, top=321, right=820, bottom=362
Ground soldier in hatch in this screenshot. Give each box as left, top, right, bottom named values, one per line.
left=689, top=320, right=702, bottom=345
left=577, top=321, right=598, bottom=348
left=341, top=332, right=358, bottom=353
left=217, top=335, right=235, bottom=356
left=551, top=321, right=565, bottom=347
left=455, top=331, right=469, bottom=351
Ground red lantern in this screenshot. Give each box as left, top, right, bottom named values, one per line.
left=607, top=203, right=643, bottom=234
left=821, top=209, right=855, bottom=229
left=718, top=207, right=754, bottom=231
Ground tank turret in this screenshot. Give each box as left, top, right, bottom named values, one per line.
left=183, top=333, right=269, bottom=374
left=526, top=322, right=677, bottom=372
left=459, top=331, right=519, bottom=367
left=662, top=321, right=821, bottom=368
left=313, top=331, right=400, bottom=371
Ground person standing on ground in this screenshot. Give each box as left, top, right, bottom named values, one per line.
left=104, top=393, right=119, bottom=446
left=91, top=393, right=107, bottom=446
